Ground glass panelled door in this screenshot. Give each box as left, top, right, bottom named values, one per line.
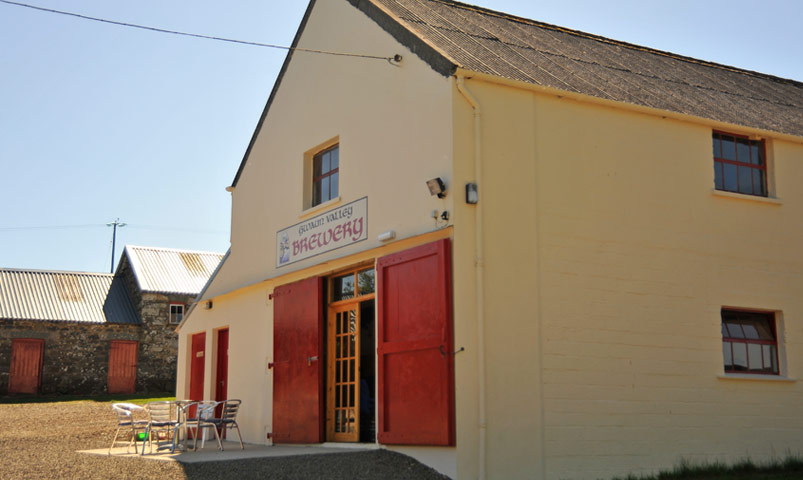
left=327, top=304, right=360, bottom=442
left=326, top=266, right=375, bottom=443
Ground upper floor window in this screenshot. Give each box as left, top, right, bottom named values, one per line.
left=169, top=304, right=184, bottom=324
left=721, top=309, right=778, bottom=375
left=312, top=145, right=339, bottom=207
left=713, top=131, right=767, bottom=197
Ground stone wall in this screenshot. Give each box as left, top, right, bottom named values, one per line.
left=0, top=319, right=140, bottom=394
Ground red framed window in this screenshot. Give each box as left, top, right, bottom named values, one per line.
left=713, top=131, right=767, bottom=197
left=721, top=309, right=778, bottom=374
left=312, top=145, right=339, bottom=207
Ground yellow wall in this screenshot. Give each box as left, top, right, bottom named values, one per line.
left=451, top=75, right=803, bottom=479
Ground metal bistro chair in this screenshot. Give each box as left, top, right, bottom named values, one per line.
left=186, top=401, right=223, bottom=451
left=208, top=399, right=244, bottom=450
left=141, top=401, right=179, bottom=455
left=109, top=403, right=148, bottom=455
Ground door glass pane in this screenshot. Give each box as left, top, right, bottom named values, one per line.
left=332, top=274, right=355, bottom=302
left=357, top=269, right=375, bottom=295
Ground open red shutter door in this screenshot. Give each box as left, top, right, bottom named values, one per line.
left=272, top=277, right=324, bottom=443
left=377, top=239, right=455, bottom=446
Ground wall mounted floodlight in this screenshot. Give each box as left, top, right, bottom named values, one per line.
left=427, top=177, right=446, bottom=198
left=466, top=182, right=479, bottom=204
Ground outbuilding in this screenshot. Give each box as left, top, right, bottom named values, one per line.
left=175, top=1, right=803, bottom=479
left=1, top=245, right=223, bottom=395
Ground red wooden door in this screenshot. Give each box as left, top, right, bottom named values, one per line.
left=8, top=339, right=44, bottom=394
left=272, top=277, right=324, bottom=443
left=215, top=329, right=229, bottom=423
left=215, top=329, right=229, bottom=402
left=108, top=340, right=138, bottom=394
left=376, top=239, right=455, bottom=446
left=190, top=332, right=206, bottom=401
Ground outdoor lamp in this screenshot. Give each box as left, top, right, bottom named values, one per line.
left=427, top=177, right=446, bottom=198
left=466, top=182, right=478, bottom=204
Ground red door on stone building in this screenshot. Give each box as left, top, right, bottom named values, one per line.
left=9, top=338, right=45, bottom=394
left=108, top=340, right=138, bottom=394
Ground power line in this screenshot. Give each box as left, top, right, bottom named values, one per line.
left=0, top=224, right=105, bottom=231
left=0, top=223, right=225, bottom=234
left=0, top=0, right=400, bottom=63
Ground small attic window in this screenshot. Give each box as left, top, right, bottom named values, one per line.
left=169, top=304, right=184, bottom=324
left=312, top=144, right=339, bottom=207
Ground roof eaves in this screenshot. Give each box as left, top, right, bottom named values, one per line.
left=176, top=248, right=231, bottom=333
left=457, top=66, right=803, bottom=143
left=348, top=0, right=458, bottom=77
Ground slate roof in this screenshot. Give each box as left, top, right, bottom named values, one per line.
left=357, top=0, right=803, bottom=137
left=124, top=245, right=225, bottom=296
left=0, top=269, right=138, bottom=324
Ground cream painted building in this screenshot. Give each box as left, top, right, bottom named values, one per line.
left=175, top=1, right=803, bottom=479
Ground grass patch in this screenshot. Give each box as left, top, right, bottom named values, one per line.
left=613, top=456, right=803, bottom=480
left=0, top=393, right=174, bottom=405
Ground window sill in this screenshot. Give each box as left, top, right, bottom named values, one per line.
left=300, top=196, right=342, bottom=219
left=717, top=374, right=796, bottom=383
left=711, top=189, right=781, bottom=205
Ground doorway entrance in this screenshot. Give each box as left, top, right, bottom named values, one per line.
left=326, top=267, right=375, bottom=443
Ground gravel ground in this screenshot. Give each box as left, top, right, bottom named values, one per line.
left=0, top=401, right=451, bottom=479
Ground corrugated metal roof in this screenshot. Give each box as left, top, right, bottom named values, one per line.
left=0, top=269, right=137, bottom=324
left=361, top=0, right=803, bottom=138
left=125, top=245, right=225, bottom=295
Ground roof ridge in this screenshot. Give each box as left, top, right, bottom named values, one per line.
left=426, top=0, right=803, bottom=88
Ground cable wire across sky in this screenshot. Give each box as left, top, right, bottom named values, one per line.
left=0, top=0, right=397, bottom=62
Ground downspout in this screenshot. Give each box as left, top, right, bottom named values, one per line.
left=456, top=75, right=486, bottom=480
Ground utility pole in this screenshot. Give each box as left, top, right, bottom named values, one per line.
left=106, top=218, right=126, bottom=273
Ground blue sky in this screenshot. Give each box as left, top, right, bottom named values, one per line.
left=1, top=0, right=800, bottom=273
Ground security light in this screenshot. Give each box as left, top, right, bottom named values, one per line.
left=427, top=177, right=446, bottom=198
left=466, top=182, right=479, bottom=204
